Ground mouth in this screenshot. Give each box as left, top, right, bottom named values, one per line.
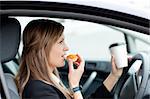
left=62, top=54, right=66, bottom=59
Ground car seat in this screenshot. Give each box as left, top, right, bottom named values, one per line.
left=0, top=17, right=21, bottom=99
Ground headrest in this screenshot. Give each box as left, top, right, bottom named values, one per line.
left=1, top=18, right=21, bottom=63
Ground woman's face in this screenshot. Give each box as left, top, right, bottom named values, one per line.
left=49, top=34, right=69, bottom=67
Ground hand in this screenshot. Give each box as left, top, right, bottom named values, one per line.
left=67, top=54, right=85, bottom=88
left=111, top=56, right=123, bottom=78
left=103, top=56, right=123, bottom=92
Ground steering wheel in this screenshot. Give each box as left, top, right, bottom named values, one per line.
left=113, top=52, right=150, bottom=99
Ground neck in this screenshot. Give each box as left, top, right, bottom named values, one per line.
left=48, top=65, right=55, bottom=73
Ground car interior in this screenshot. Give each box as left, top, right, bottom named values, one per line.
left=0, top=1, right=150, bottom=99
left=1, top=16, right=150, bottom=99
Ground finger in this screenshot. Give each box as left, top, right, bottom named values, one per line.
left=67, top=59, right=74, bottom=73
left=74, top=62, right=80, bottom=66
left=77, top=54, right=85, bottom=70
left=111, top=56, right=117, bottom=70
left=76, top=54, right=81, bottom=62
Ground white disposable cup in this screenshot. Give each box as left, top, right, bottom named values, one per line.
left=109, top=43, right=128, bottom=68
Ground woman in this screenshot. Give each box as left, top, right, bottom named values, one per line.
left=15, top=19, right=123, bottom=99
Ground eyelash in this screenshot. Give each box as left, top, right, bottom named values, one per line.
left=59, top=39, right=64, bottom=44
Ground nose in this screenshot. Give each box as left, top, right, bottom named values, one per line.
left=64, top=43, right=69, bottom=51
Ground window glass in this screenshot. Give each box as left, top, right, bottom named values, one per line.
left=135, top=39, right=150, bottom=52
left=63, top=20, right=126, bottom=61
left=16, top=17, right=126, bottom=61
left=114, top=27, right=150, bottom=53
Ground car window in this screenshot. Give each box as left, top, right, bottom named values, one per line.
left=135, top=39, right=150, bottom=52
left=114, top=27, right=150, bottom=53
left=16, top=17, right=126, bottom=61
left=63, top=20, right=126, bottom=61
left=15, top=17, right=150, bottom=61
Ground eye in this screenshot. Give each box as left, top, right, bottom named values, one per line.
left=59, top=40, right=63, bottom=43
left=59, top=39, right=64, bottom=44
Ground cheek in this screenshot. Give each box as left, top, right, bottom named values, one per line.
left=49, top=50, right=64, bottom=67
left=48, top=44, right=65, bottom=67
left=49, top=46, right=60, bottom=60
left=49, top=52, right=58, bottom=64
left=49, top=56, right=65, bottom=67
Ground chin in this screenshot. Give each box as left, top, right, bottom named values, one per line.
left=57, top=64, right=65, bottom=68
left=58, top=61, right=65, bottom=67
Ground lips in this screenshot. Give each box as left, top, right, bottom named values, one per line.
left=62, top=54, right=66, bottom=59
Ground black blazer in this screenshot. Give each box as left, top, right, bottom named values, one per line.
left=23, top=80, right=65, bottom=99
left=23, top=80, right=112, bottom=99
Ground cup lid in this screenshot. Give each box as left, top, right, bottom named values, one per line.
left=109, top=42, right=126, bottom=49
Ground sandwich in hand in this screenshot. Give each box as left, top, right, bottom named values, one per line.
left=66, top=54, right=78, bottom=62
left=66, top=54, right=81, bottom=66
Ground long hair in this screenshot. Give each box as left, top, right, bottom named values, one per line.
left=15, top=19, right=72, bottom=98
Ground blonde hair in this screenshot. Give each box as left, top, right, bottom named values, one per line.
left=15, top=19, right=72, bottom=98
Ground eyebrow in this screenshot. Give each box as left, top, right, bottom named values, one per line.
left=61, top=38, right=64, bottom=41
left=58, top=36, right=64, bottom=42
left=61, top=36, right=65, bottom=40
